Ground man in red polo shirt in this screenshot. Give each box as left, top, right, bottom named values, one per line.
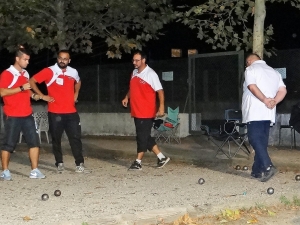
left=122, top=50, right=170, bottom=170
left=29, top=50, right=84, bottom=173
left=0, top=46, right=45, bottom=180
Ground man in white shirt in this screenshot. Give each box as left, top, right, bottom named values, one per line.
left=242, top=53, right=287, bottom=182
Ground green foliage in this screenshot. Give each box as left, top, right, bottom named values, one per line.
left=178, top=0, right=300, bottom=55
left=280, top=195, right=292, bottom=206
left=0, top=0, right=175, bottom=58
left=280, top=195, right=300, bottom=207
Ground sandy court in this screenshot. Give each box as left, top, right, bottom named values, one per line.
left=0, top=136, right=299, bottom=225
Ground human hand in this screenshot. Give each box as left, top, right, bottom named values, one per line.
left=41, top=95, right=55, bottom=103
left=122, top=98, right=128, bottom=107
left=264, top=98, right=276, bottom=109
left=22, top=83, right=31, bottom=91
left=156, top=106, right=165, bottom=117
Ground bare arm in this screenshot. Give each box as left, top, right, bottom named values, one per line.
left=156, top=89, right=165, bottom=117
left=29, top=77, right=54, bottom=102
left=122, top=91, right=130, bottom=107
left=0, top=83, right=31, bottom=97
left=274, top=86, right=287, bottom=105
left=74, top=80, right=81, bottom=102
left=248, top=84, right=274, bottom=108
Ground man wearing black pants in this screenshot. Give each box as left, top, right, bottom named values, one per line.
left=122, top=50, right=170, bottom=170
left=30, top=50, right=85, bottom=173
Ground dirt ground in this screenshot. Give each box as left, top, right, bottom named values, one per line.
left=1, top=135, right=300, bottom=225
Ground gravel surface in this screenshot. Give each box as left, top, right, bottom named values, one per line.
left=1, top=136, right=300, bottom=225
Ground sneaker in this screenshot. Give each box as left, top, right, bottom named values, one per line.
left=57, top=163, right=64, bottom=172
left=75, top=163, right=85, bottom=173
left=128, top=161, right=142, bottom=171
left=261, top=166, right=277, bottom=182
left=251, top=172, right=262, bottom=179
left=1, top=169, right=12, bottom=181
left=29, top=168, right=46, bottom=179
left=157, top=157, right=170, bottom=168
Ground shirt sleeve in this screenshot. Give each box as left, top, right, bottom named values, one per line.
left=0, top=71, right=13, bottom=88
left=33, top=68, right=53, bottom=84
left=244, top=68, right=256, bottom=86
left=276, top=71, right=286, bottom=88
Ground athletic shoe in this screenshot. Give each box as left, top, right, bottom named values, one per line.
left=251, top=172, right=262, bottom=179
left=128, top=161, right=142, bottom=171
left=157, top=157, right=170, bottom=168
left=57, top=163, right=64, bottom=172
left=29, top=168, right=46, bottom=179
left=75, top=163, right=85, bottom=173
left=261, top=166, right=277, bottom=182
left=0, top=169, right=12, bottom=181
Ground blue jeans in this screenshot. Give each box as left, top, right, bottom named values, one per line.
left=247, top=121, right=272, bottom=173
left=2, top=114, right=40, bottom=152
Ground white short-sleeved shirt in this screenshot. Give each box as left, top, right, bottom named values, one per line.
left=242, top=60, right=286, bottom=123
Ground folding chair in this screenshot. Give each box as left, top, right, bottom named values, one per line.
left=154, top=107, right=181, bottom=144
left=200, top=109, right=250, bottom=159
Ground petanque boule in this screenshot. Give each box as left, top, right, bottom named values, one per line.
left=198, top=178, right=205, bottom=185
left=243, top=166, right=248, bottom=171
left=295, top=175, right=300, bottom=181
left=235, top=165, right=241, bottom=170
left=267, top=187, right=274, bottom=195
left=54, top=190, right=61, bottom=197
left=41, top=194, right=49, bottom=201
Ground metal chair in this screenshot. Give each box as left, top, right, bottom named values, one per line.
left=279, top=125, right=296, bottom=149
left=200, top=109, right=250, bottom=159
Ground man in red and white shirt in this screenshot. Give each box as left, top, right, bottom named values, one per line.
left=122, top=50, right=170, bottom=170
left=30, top=50, right=85, bottom=173
left=0, top=46, right=45, bottom=180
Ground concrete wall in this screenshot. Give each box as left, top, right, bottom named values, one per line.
left=80, top=113, right=190, bottom=137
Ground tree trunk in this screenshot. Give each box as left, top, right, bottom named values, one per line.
left=56, top=0, right=67, bottom=50
left=252, top=0, right=266, bottom=59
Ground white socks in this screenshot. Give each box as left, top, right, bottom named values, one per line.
left=157, top=153, right=165, bottom=160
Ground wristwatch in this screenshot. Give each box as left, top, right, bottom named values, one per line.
left=20, top=86, right=25, bottom=92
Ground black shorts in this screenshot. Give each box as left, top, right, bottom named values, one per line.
left=134, top=118, right=156, bottom=153
left=2, top=114, right=40, bottom=152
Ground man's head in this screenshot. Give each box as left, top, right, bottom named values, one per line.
left=57, top=49, right=71, bottom=69
left=15, top=45, right=31, bottom=69
left=245, top=53, right=261, bottom=67
left=132, top=50, right=147, bottom=70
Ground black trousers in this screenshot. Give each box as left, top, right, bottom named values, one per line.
left=48, top=112, right=83, bottom=166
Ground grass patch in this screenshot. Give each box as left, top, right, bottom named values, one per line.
left=157, top=197, right=300, bottom=225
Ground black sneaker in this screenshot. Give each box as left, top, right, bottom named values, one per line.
left=157, top=157, right=170, bottom=168
left=261, top=166, right=277, bottom=182
left=251, top=172, right=262, bottom=179
left=128, top=161, right=142, bottom=171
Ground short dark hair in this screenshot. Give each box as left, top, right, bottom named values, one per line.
left=132, top=50, right=147, bottom=61
left=15, top=45, right=31, bottom=57
left=246, top=53, right=261, bottom=60
left=58, top=49, right=71, bottom=57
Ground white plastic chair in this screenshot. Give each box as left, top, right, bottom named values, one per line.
left=19, top=111, right=49, bottom=144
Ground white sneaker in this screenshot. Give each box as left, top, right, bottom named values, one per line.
left=1, top=169, right=12, bottom=181
left=29, top=168, right=46, bottom=179
left=57, top=163, right=64, bottom=172
left=75, top=163, right=85, bottom=173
